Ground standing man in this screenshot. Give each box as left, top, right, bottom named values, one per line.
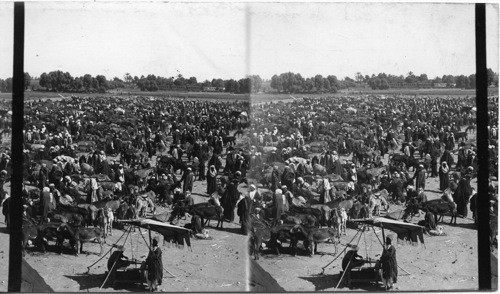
left=453, top=174, right=472, bottom=218
left=182, top=168, right=194, bottom=194
left=272, top=189, right=284, bottom=226
left=222, top=177, right=239, bottom=222
left=379, top=234, right=398, bottom=290
left=39, top=187, right=55, bottom=224
left=271, top=166, right=281, bottom=192
left=413, top=164, right=426, bottom=191
left=206, top=165, right=218, bottom=195
left=145, top=238, right=163, bottom=291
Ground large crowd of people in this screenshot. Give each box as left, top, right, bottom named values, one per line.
left=0, top=93, right=496, bottom=291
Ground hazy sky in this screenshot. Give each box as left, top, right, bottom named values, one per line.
left=0, top=2, right=498, bottom=81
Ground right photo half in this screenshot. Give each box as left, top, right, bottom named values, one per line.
left=245, top=3, right=498, bottom=292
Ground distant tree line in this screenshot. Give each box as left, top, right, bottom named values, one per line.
left=36, top=71, right=125, bottom=93
left=0, top=69, right=497, bottom=93
left=269, top=69, right=499, bottom=93
left=134, top=74, right=262, bottom=94
left=271, top=73, right=347, bottom=93
left=0, top=73, right=31, bottom=92
left=361, top=70, right=497, bottom=90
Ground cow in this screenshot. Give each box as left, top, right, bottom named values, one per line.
left=390, top=154, right=419, bottom=171
left=439, top=192, right=458, bottom=225
left=310, top=204, right=332, bottom=227
left=307, top=227, right=340, bottom=255
left=115, top=202, right=136, bottom=220
left=56, top=211, right=86, bottom=227
left=269, top=224, right=313, bottom=256
left=97, top=208, right=114, bottom=236
left=294, top=187, right=318, bottom=202
left=289, top=206, right=322, bottom=223
left=356, top=169, right=375, bottom=187
left=77, top=203, right=99, bottom=226
left=98, top=181, right=116, bottom=191
left=327, top=198, right=354, bottom=217
left=58, top=204, right=90, bottom=219
left=350, top=201, right=370, bottom=219
left=136, top=195, right=156, bottom=218
left=46, top=212, right=69, bottom=224
left=368, top=194, right=390, bottom=217
left=281, top=213, right=314, bottom=227
left=222, top=136, right=236, bottom=146
left=186, top=203, right=224, bottom=229
left=36, top=222, right=64, bottom=254
left=73, top=227, right=105, bottom=256
left=55, top=223, right=79, bottom=255
left=418, top=198, right=457, bottom=225
left=92, top=199, right=121, bottom=212
left=80, top=163, right=94, bottom=176
left=312, top=164, right=327, bottom=176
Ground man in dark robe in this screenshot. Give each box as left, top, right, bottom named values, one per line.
left=281, top=164, right=295, bottom=190
left=438, top=162, right=450, bottom=191
left=413, top=164, right=426, bottom=191
left=145, top=238, right=163, bottom=291
left=182, top=168, right=194, bottom=193
left=208, top=154, right=222, bottom=173
left=38, top=164, right=49, bottom=190
left=270, top=166, right=281, bottom=192
left=379, top=234, right=398, bottom=290
left=332, top=153, right=343, bottom=175
left=237, top=194, right=252, bottom=234
left=49, top=163, right=63, bottom=190
left=430, top=156, right=438, bottom=178
left=453, top=175, right=472, bottom=218
left=440, top=149, right=454, bottom=170
left=222, top=178, right=239, bottom=222
left=198, top=158, right=206, bottom=181
left=206, top=165, right=217, bottom=195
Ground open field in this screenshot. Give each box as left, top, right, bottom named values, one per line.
left=0, top=91, right=250, bottom=101
left=0, top=86, right=496, bottom=102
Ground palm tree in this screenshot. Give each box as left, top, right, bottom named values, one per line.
left=355, top=72, right=363, bottom=83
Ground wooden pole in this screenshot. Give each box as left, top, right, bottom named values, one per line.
left=148, top=225, right=152, bottom=248
left=381, top=223, right=386, bottom=246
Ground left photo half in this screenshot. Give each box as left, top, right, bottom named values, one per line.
left=2, top=2, right=252, bottom=292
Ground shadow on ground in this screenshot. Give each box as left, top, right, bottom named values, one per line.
left=299, top=273, right=382, bottom=291
left=64, top=273, right=146, bottom=292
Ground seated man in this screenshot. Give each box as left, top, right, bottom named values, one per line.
left=108, top=245, right=131, bottom=272
left=342, top=245, right=365, bottom=285
left=342, top=245, right=365, bottom=271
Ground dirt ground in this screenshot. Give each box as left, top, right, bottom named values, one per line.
left=252, top=132, right=494, bottom=291
left=0, top=141, right=248, bottom=292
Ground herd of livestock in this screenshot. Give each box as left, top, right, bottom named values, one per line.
left=244, top=95, right=498, bottom=259
left=0, top=93, right=497, bottom=268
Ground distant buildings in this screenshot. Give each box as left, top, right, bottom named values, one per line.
left=202, top=86, right=225, bottom=92
left=388, top=82, right=456, bottom=89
